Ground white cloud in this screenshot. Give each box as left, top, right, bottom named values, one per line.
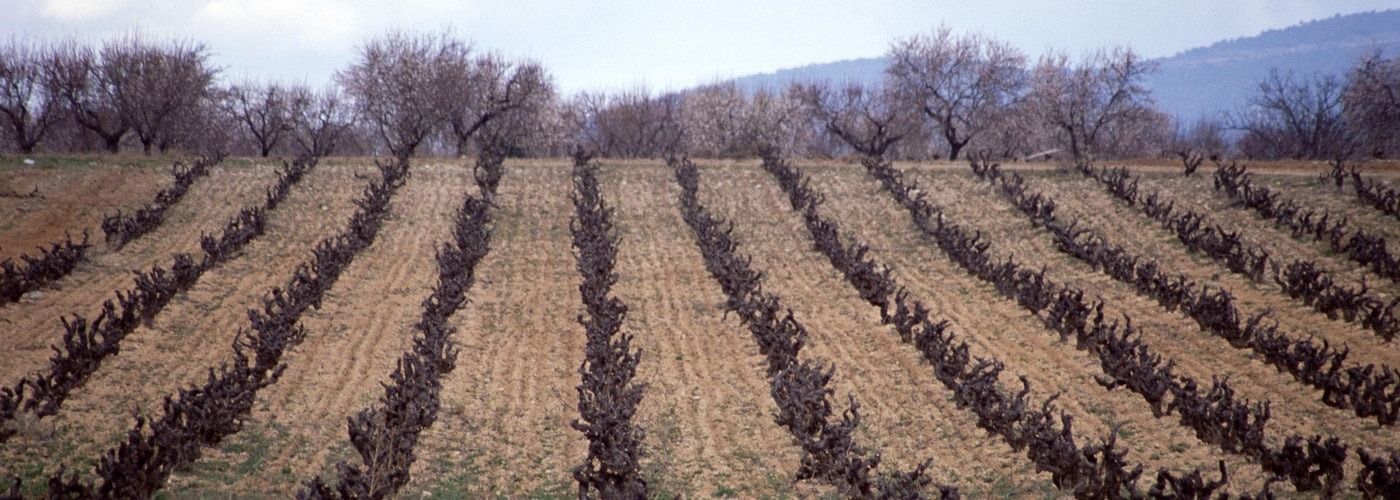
left=40, top=0, right=129, bottom=21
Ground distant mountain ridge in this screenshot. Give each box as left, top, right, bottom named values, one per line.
left=1151, top=10, right=1400, bottom=120
left=726, top=9, right=1400, bottom=122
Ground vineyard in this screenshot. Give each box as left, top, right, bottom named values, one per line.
left=1, top=153, right=1399, bottom=498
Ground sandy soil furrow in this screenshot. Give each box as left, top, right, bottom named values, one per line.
left=405, top=162, right=588, bottom=497
left=783, top=163, right=1262, bottom=493
left=906, top=168, right=1398, bottom=490
left=0, top=162, right=281, bottom=383
left=0, top=160, right=164, bottom=263
left=0, top=161, right=362, bottom=488
left=593, top=163, right=811, bottom=497
left=1022, top=171, right=1400, bottom=375
left=700, top=161, right=1109, bottom=495
left=1137, top=170, right=1400, bottom=298
left=160, top=162, right=472, bottom=496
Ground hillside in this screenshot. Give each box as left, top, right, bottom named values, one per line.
left=4, top=156, right=1400, bottom=496
left=1150, top=9, right=1400, bottom=121
left=727, top=9, right=1400, bottom=122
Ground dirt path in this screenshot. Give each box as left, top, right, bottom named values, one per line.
left=0, top=162, right=281, bottom=383
left=594, top=162, right=809, bottom=497
left=405, top=162, right=589, bottom=497
left=786, top=162, right=1260, bottom=494
left=0, top=160, right=164, bottom=263
left=1019, top=171, right=1400, bottom=376
left=904, top=167, right=1397, bottom=492
left=0, top=161, right=359, bottom=489
left=162, top=161, right=473, bottom=496
left=1137, top=170, right=1400, bottom=298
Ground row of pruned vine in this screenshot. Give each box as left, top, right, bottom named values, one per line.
left=1214, top=161, right=1400, bottom=285
left=672, top=157, right=956, bottom=498
left=26, top=156, right=407, bottom=498
left=956, top=157, right=1400, bottom=495
left=101, top=154, right=224, bottom=249
left=1053, top=157, right=1398, bottom=342
left=761, top=153, right=1235, bottom=498
left=562, top=150, right=648, bottom=498
left=1320, top=160, right=1400, bottom=221
left=0, top=156, right=318, bottom=444
left=973, top=161, right=1400, bottom=428
left=860, top=156, right=1377, bottom=495
left=0, top=154, right=230, bottom=307
left=300, top=154, right=498, bottom=499
left=0, top=231, right=90, bottom=307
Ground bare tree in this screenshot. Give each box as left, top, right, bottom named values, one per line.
left=567, top=87, right=683, bottom=158
left=157, top=93, right=228, bottom=155
left=113, top=34, right=217, bottom=155
left=43, top=34, right=215, bottom=154
left=443, top=53, right=552, bottom=156
left=1231, top=69, right=1353, bottom=160
left=1171, top=117, right=1230, bottom=158
left=222, top=80, right=290, bottom=157
left=976, top=98, right=1044, bottom=159
left=743, top=88, right=805, bottom=155
left=45, top=40, right=126, bottom=152
left=1027, top=47, right=1159, bottom=162
left=0, top=39, right=63, bottom=153
left=564, top=91, right=610, bottom=155
left=287, top=82, right=354, bottom=157
left=885, top=27, right=1028, bottom=161
left=673, top=83, right=801, bottom=157
left=1343, top=49, right=1400, bottom=159
left=338, top=30, right=463, bottom=158
left=789, top=81, right=917, bottom=159
left=680, top=81, right=748, bottom=157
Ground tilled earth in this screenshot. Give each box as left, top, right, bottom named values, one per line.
left=1, top=157, right=1397, bottom=497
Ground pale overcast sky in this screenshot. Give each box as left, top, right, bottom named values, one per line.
left=3, top=0, right=1398, bottom=93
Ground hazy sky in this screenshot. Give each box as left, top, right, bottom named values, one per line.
left=4, top=0, right=1398, bottom=93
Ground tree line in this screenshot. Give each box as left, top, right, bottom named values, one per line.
left=1, top=28, right=1396, bottom=161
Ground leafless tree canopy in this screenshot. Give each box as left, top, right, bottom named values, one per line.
left=443, top=54, right=553, bottom=155
left=679, top=82, right=749, bottom=158
left=45, top=41, right=124, bottom=153
left=337, top=30, right=554, bottom=158
left=286, top=82, right=355, bottom=157
left=120, top=36, right=216, bottom=155
left=222, top=80, right=291, bottom=157
left=1171, top=118, right=1229, bottom=159
left=790, top=81, right=918, bottom=159
left=1343, top=49, right=1400, bottom=159
left=567, top=87, right=683, bottom=158
left=337, top=30, right=462, bottom=158
left=1231, top=69, right=1352, bottom=160
left=886, top=27, right=1029, bottom=160
left=7, top=29, right=1394, bottom=161
left=0, top=39, right=63, bottom=153
left=1028, top=47, right=1160, bottom=162
left=42, top=34, right=216, bottom=154
left=680, top=82, right=801, bottom=157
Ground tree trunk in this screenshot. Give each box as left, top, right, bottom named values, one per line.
left=948, top=140, right=968, bottom=161
left=4, top=117, right=36, bottom=154
left=103, top=134, right=122, bottom=153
